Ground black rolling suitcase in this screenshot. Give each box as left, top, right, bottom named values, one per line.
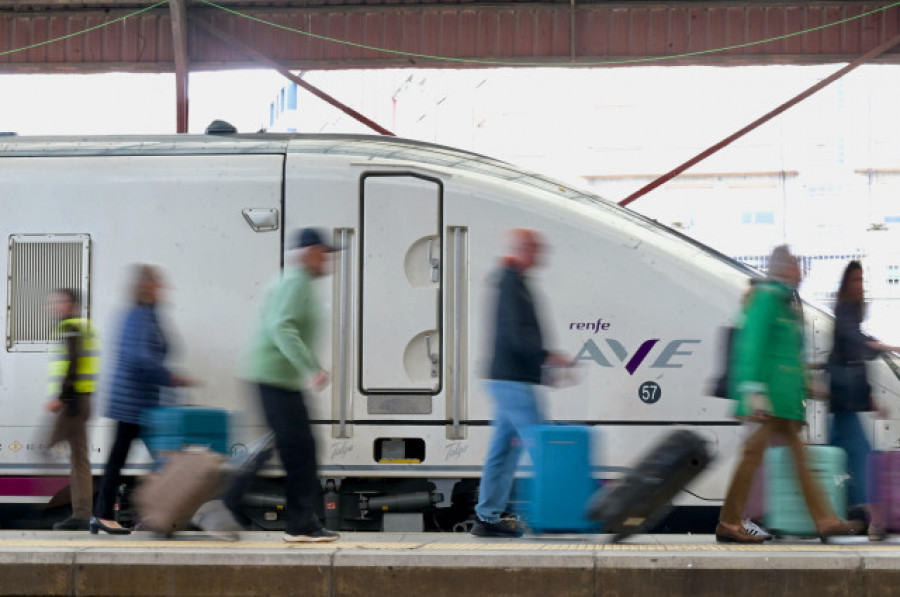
left=586, top=429, right=711, bottom=541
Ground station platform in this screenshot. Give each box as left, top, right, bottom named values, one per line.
left=1, top=530, right=898, bottom=597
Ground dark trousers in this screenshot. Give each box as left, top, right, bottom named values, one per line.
left=93, top=421, right=142, bottom=520
left=227, top=383, right=321, bottom=535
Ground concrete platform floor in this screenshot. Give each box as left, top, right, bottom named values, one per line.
left=2, top=530, right=900, bottom=597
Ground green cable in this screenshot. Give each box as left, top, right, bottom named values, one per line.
left=0, top=1, right=169, bottom=58
left=199, top=0, right=900, bottom=67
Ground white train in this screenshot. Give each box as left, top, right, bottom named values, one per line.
left=2, top=132, right=899, bottom=531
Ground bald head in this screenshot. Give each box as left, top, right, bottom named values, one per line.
left=506, top=228, right=543, bottom=271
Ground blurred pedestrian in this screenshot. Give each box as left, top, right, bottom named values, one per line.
left=827, top=260, right=900, bottom=540
left=91, top=265, right=192, bottom=535
left=471, top=228, right=571, bottom=538
left=45, top=289, right=98, bottom=531
left=712, top=279, right=775, bottom=540
left=231, top=228, right=339, bottom=543
left=716, top=245, right=862, bottom=543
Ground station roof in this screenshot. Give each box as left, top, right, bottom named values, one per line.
left=2, top=1, right=899, bottom=74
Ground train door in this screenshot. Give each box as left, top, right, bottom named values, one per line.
left=359, top=173, right=443, bottom=402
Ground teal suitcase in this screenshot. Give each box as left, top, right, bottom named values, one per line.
left=140, top=407, right=230, bottom=456
left=525, top=425, right=597, bottom=533
left=764, top=445, right=847, bottom=537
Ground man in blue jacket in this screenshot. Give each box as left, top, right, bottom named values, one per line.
left=472, top=228, right=570, bottom=538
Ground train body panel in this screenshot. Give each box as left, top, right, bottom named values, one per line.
left=2, top=134, right=899, bottom=520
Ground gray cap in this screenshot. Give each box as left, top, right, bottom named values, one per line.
left=767, top=244, right=796, bottom=279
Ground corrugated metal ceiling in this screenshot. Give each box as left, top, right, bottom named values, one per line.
left=1, top=2, right=898, bottom=73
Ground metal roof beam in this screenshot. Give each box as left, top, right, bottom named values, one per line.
left=619, top=29, right=900, bottom=208
left=170, top=0, right=190, bottom=133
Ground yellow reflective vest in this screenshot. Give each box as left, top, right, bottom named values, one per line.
left=47, top=318, right=100, bottom=396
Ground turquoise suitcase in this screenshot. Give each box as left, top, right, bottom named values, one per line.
left=140, top=406, right=230, bottom=456
left=764, top=445, right=848, bottom=537
left=524, top=425, right=597, bottom=533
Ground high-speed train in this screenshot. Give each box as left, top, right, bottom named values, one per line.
left=2, top=132, right=899, bottom=531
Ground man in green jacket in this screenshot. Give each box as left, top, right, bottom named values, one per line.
left=240, top=228, right=339, bottom=543
left=716, top=245, right=861, bottom=543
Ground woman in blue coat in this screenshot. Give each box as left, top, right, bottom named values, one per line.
left=90, top=265, right=192, bottom=534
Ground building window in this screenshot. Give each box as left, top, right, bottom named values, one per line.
left=287, top=83, right=298, bottom=110
left=6, top=234, right=91, bottom=352
left=755, top=211, right=775, bottom=225
left=889, top=265, right=900, bottom=286
left=739, top=211, right=774, bottom=225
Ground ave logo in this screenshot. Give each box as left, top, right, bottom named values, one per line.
left=574, top=338, right=701, bottom=375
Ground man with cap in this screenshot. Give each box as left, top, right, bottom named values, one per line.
left=231, top=227, right=339, bottom=542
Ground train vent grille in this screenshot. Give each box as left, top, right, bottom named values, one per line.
left=6, top=234, right=91, bottom=352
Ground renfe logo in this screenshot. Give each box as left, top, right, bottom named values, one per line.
left=574, top=338, right=701, bottom=375
left=569, top=318, right=611, bottom=333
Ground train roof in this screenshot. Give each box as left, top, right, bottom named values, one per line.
left=1, top=131, right=757, bottom=278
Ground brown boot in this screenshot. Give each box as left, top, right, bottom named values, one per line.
left=868, top=525, right=887, bottom=542
left=817, top=519, right=866, bottom=543
left=715, top=522, right=766, bottom=544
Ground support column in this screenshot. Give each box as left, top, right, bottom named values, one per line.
left=169, top=0, right=190, bottom=133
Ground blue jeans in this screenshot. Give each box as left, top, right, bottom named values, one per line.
left=475, top=380, right=544, bottom=523
left=830, top=411, right=872, bottom=506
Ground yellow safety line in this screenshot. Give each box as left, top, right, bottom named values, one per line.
left=2, top=538, right=900, bottom=553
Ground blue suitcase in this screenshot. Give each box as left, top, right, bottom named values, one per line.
left=140, top=406, right=230, bottom=456
left=524, top=425, right=597, bottom=533
left=764, top=445, right=848, bottom=537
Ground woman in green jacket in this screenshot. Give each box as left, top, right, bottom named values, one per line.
left=716, top=245, right=862, bottom=543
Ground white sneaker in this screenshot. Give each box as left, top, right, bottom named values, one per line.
left=191, top=500, right=242, bottom=542
left=742, top=519, right=773, bottom=540
left=283, top=528, right=341, bottom=543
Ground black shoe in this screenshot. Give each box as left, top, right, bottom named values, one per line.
left=53, top=517, right=91, bottom=531
left=89, top=517, right=131, bottom=535
left=283, top=528, right=340, bottom=543
left=471, top=518, right=524, bottom=538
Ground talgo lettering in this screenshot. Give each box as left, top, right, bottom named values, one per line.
left=574, top=338, right=701, bottom=375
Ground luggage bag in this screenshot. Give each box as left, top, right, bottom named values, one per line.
left=585, top=429, right=710, bottom=541
left=141, top=406, right=230, bottom=456
left=524, top=425, right=596, bottom=534
left=867, top=451, right=900, bottom=531
left=763, top=445, right=847, bottom=537
left=133, top=448, right=227, bottom=536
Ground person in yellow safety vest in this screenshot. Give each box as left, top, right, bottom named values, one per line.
left=46, top=288, right=99, bottom=531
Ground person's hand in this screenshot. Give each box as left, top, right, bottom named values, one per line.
left=747, top=393, right=772, bottom=421
left=46, top=400, right=64, bottom=413
left=544, top=353, right=573, bottom=368
left=170, top=374, right=196, bottom=387
left=312, top=369, right=330, bottom=392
